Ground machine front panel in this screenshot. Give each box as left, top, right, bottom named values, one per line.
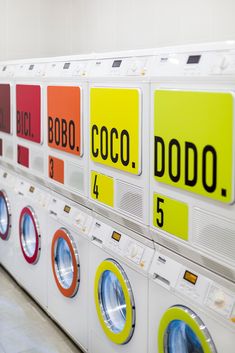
left=90, top=87, right=141, bottom=175
left=16, top=84, right=41, bottom=144
left=154, top=90, right=234, bottom=204
left=47, top=86, right=82, bottom=156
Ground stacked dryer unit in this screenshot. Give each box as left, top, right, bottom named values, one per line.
left=13, top=176, right=52, bottom=308
left=88, top=214, right=154, bottom=353
left=44, top=55, right=93, bottom=205
left=148, top=244, right=235, bottom=353
left=149, top=42, right=235, bottom=283
left=13, top=60, right=47, bottom=183
left=88, top=50, right=155, bottom=237
left=0, top=62, right=16, bottom=170
left=46, top=193, right=93, bottom=351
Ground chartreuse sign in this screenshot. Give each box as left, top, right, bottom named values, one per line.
left=90, top=88, right=141, bottom=175
left=91, top=171, right=114, bottom=207
left=154, top=90, right=234, bottom=203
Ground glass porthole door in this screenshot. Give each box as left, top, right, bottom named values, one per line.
left=0, top=190, right=11, bottom=240
left=19, top=206, right=41, bottom=264
left=51, top=228, right=80, bottom=298
left=158, top=305, right=217, bottom=353
left=94, top=258, right=136, bottom=345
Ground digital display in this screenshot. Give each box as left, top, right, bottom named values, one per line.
left=111, top=231, right=121, bottom=242
left=112, top=60, right=122, bottom=68
left=29, top=64, right=34, bottom=71
left=3, top=172, right=7, bottom=178
left=63, top=63, right=70, bottom=70
left=2, top=66, right=6, bottom=72
left=29, top=186, right=35, bottom=193
left=183, top=270, right=198, bottom=285
left=187, top=55, right=201, bottom=64
left=64, top=205, right=71, bottom=214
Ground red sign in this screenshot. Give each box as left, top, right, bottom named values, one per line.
left=16, top=85, right=41, bottom=143
left=0, top=84, right=11, bottom=134
left=17, top=145, right=29, bottom=168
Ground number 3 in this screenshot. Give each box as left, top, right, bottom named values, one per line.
left=156, top=197, right=164, bottom=227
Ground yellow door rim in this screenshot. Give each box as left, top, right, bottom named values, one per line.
left=94, top=258, right=136, bottom=345
left=158, top=305, right=217, bottom=353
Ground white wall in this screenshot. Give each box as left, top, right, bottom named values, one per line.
left=0, top=0, right=235, bottom=60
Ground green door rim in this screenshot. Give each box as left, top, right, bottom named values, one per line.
left=94, top=258, right=136, bottom=345
left=158, top=305, right=217, bottom=353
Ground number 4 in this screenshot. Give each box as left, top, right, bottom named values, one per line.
left=93, top=175, right=99, bottom=199
left=156, top=197, right=164, bottom=227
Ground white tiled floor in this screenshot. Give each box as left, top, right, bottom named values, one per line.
left=0, top=266, right=83, bottom=353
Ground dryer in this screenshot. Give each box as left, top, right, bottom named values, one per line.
left=88, top=50, right=155, bottom=237
left=13, top=61, right=47, bottom=183
left=88, top=214, right=154, bottom=353
left=46, top=193, right=93, bottom=351
left=148, top=244, right=235, bottom=353
left=44, top=55, right=93, bottom=206
left=0, top=62, right=17, bottom=170
left=149, top=41, right=235, bottom=282
left=0, top=167, right=18, bottom=277
left=13, top=176, right=51, bottom=308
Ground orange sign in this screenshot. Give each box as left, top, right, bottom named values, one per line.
left=48, top=86, right=81, bottom=156
left=48, top=155, right=64, bottom=184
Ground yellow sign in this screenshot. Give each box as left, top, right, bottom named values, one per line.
left=90, top=87, right=141, bottom=175
left=91, top=171, right=114, bottom=207
left=153, top=193, right=188, bottom=241
left=154, top=90, right=234, bottom=203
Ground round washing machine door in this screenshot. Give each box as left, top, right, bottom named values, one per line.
left=94, top=258, right=135, bottom=345
left=0, top=190, right=11, bottom=240
left=51, top=228, right=80, bottom=298
left=19, top=206, right=41, bottom=264
left=158, top=305, right=217, bottom=353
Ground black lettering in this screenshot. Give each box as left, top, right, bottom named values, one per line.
left=69, top=120, right=75, bottom=150
left=55, top=118, right=60, bottom=146
left=48, top=117, right=53, bottom=143
left=61, top=119, right=67, bottom=147
left=120, top=130, right=130, bottom=166
left=17, top=111, right=21, bottom=134
left=154, top=136, right=165, bottom=177
left=185, top=141, right=198, bottom=187
left=110, top=128, right=118, bottom=163
left=100, top=126, right=108, bottom=160
left=202, top=145, right=217, bottom=193
left=169, top=139, right=180, bottom=182
left=91, top=125, right=98, bottom=157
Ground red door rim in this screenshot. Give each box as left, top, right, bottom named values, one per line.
left=19, top=206, right=41, bottom=264
left=0, top=190, right=11, bottom=241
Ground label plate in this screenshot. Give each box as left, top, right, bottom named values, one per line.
left=154, top=90, right=234, bottom=203
left=91, top=171, right=114, bottom=207
left=90, top=87, right=141, bottom=175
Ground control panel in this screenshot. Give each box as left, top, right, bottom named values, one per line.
left=89, top=56, right=153, bottom=77
left=14, top=63, right=46, bottom=78
left=0, top=170, right=17, bottom=189
left=149, top=250, right=235, bottom=324
left=44, top=60, right=91, bottom=78
left=151, top=50, right=235, bottom=76
left=91, top=220, right=154, bottom=270
left=0, top=64, right=16, bottom=78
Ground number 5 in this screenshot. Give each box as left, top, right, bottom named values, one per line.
left=156, top=197, right=164, bottom=227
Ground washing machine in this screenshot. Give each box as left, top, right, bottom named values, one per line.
left=148, top=243, right=235, bottom=353
left=44, top=54, right=93, bottom=206
left=88, top=214, right=154, bottom=353
left=0, top=167, right=18, bottom=277
left=0, top=62, right=17, bottom=171
left=13, top=176, right=51, bottom=308
left=149, top=41, right=235, bottom=282
left=88, top=49, right=155, bottom=237
left=46, top=192, right=94, bottom=351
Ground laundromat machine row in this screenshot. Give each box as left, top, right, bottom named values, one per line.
left=0, top=41, right=235, bottom=353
